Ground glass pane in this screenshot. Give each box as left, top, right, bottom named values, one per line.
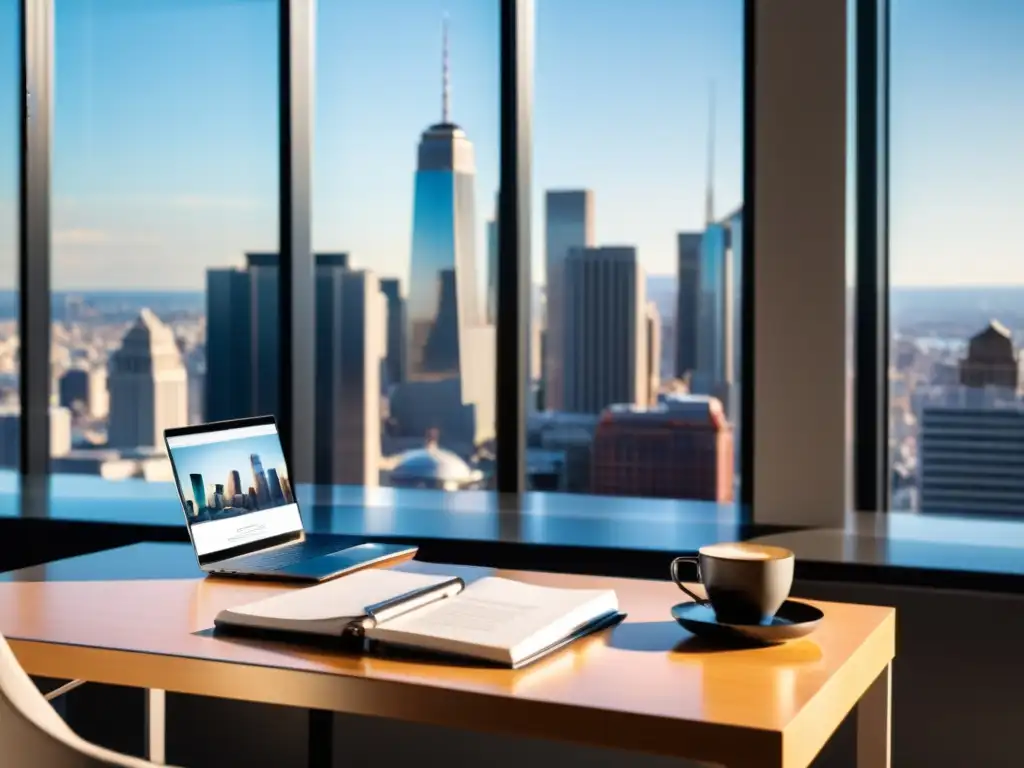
left=0, top=0, right=17, bottom=472
left=51, top=0, right=278, bottom=481
left=314, top=1, right=499, bottom=490
left=889, top=1, right=1024, bottom=516
left=532, top=1, right=745, bottom=501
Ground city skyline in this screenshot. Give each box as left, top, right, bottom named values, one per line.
left=2, top=0, right=1024, bottom=514
left=169, top=432, right=291, bottom=513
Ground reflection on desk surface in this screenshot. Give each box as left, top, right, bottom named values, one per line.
left=0, top=560, right=893, bottom=738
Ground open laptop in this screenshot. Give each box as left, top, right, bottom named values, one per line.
left=164, top=416, right=416, bottom=582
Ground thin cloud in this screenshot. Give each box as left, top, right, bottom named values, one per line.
left=168, top=195, right=264, bottom=210
left=53, top=195, right=266, bottom=211
left=53, top=229, right=161, bottom=247
left=53, top=228, right=112, bottom=246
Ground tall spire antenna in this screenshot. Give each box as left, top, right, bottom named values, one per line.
left=442, top=14, right=451, bottom=123
left=704, top=81, right=716, bottom=226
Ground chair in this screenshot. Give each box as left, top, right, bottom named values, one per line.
left=0, top=631, right=177, bottom=767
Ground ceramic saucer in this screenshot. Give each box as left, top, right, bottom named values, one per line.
left=671, top=599, right=824, bottom=645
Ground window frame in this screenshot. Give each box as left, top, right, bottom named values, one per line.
left=19, top=0, right=52, bottom=474
left=852, top=0, right=891, bottom=512
left=16, top=0, right=860, bottom=530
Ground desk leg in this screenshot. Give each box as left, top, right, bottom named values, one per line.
left=308, top=708, right=333, bottom=768
left=145, top=688, right=166, bottom=765
left=856, top=663, right=891, bottom=768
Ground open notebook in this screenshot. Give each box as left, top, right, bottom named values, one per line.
left=214, top=569, right=623, bottom=668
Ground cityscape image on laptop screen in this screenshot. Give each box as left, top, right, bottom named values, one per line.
left=166, top=422, right=303, bottom=557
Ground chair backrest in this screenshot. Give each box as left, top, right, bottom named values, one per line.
left=0, top=632, right=173, bottom=767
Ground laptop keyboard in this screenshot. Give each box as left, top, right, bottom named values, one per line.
left=230, top=540, right=339, bottom=572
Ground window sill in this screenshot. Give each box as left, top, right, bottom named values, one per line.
left=2, top=473, right=1022, bottom=592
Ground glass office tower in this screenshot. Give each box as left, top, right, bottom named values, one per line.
left=391, top=24, right=494, bottom=458
left=406, top=128, right=480, bottom=376
left=675, top=232, right=702, bottom=379
left=694, top=222, right=733, bottom=407
left=727, top=208, right=743, bottom=404
left=379, top=278, right=407, bottom=388
left=544, top=190, right=595, bottom=411
left=206, top=252, right=348, bottom=424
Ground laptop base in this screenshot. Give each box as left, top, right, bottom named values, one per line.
left=207, top=542, right=418, bottom=583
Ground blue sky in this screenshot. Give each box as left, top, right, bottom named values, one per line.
left=0, top=0, right=740, bottom=291
left=0, top=0, right=1019, bottom=291
left=888, top=0, right=1024, bottom=286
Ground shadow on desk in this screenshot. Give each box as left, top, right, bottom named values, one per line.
left=608, top=621, right=825, bottom=663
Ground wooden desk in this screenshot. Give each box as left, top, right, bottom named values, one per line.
left=0, top=560, right=894, bottom=768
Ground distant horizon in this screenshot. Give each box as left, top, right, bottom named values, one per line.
left=8, top=282, right=1024, bottom=294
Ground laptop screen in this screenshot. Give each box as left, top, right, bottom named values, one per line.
left=166, top=420, right=303, bottom=560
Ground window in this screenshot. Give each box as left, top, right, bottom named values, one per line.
left=0, top=0, right=16, bottom=471
left=50, top=0, right=278, bottom=480
left=531, top=0, right=744, bottom=502
left=313, top=0, right=499, bottom=490
left=888, top=0, right=1024, bottom=517
left=22, top=0, right=749, bottom=505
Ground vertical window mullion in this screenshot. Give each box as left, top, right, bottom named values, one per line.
left=278, top=0, right=316, bottom=482
left=19, top=0, right=53, bottom=479
left=496, top=0, right=533, bottom=495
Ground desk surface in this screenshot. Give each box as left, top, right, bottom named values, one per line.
left=0, top=559, right=894, bottom=768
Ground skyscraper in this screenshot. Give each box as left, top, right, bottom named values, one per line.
left=563, top=246, right=647, bottom=414
left=591, top=394, right=734, bottom=501
left=206, top=252, right=349, bottom=423
left=646, top=301, right=661, bottom=405
left=107, top=309, right=188, bottom=450
left=724, top=207, right=744, bottom=433
left=250, top=453, right=270, bottom=507
left=247, top=253, right=283, bottom=418
left=50, top=406, right=72, bottom=458
left=189, top=473, right=206, bottom=515
left=692, top=222, right=734, bottom=409
left=486, top=214, right=498, bottom=325
left=58, top=368, right=89, bottom=411
left=89, top=367, right=109, bottom=419
left=205, top=266, right=254, bottom=422
left=379, top=278, right=407, bottom=388
left=391, top=19, right=495, bottom=456
left=674, top=232, right=702, bottom=379
left=686, top=83, right=737, bottom=404
left=225, top=469, right=243, bottom=501
left=959, top=321, right=1020, bottom=391
left=544, top=190, right=595, bottom=411
left=920, top=406, right=1024, bottom=516
left=726, top=208, right=744, bottom=383
left=266, top=468, right=285, bottom=505
left=315, top=266, right=386, bottom=487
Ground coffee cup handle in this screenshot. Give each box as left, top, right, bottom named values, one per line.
left=670, top=556, right=707, bottom=604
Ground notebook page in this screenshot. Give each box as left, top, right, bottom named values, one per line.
left=226, top=570, right=453, bottom=623
left=370, top=576, right=616, bottom=654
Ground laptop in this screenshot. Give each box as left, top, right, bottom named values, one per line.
left=164, top=416, right=417, bottom=582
